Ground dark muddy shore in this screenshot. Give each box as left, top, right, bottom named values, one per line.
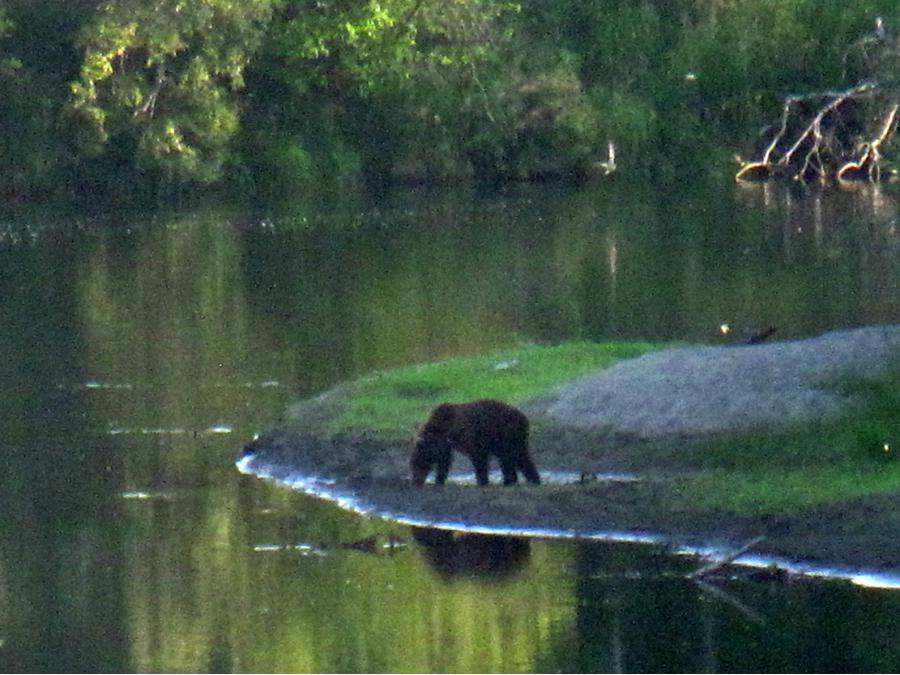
left=239, top=425, right=900, bottom=575
left=239, top=325, right=900, bottom=577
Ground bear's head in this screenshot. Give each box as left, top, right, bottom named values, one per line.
left=410, top=431, right=451, bottom=485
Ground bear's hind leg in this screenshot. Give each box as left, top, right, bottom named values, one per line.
left=518, top=456, right=541, bottom=485
left=499, top=457, right=519, bottom=485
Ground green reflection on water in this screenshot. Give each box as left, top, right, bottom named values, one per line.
left=231, top=490, right=576, bottom=673
left=2, top=181, right=900, bottom=671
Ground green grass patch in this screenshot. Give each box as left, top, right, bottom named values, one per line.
left=670, top=374, right=900, bottom=514
left=329, top=341, right=664, bottom=438
left=678, top=462, right=900, bottom=515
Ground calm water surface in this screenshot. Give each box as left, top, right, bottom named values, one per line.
left=3, top=180, right=900, bottom=672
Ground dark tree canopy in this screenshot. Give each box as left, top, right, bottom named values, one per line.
left=2, top=1, right=900, bottom=201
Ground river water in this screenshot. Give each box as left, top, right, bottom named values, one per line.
left=3, top=180, right=900, bottom=672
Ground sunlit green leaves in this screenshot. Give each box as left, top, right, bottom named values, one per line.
left=0, top=4, right=19, bottom=76
left=69, top=0, right=276, bottom=183
left=273, top=0, right=517, bottom=95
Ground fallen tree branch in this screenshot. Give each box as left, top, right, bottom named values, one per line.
left=686, top=535, right=766, bottom=580
left=735, top=82, right=896, bottom=183
left=737, top=20, right=900, bottom=184
left=837, top=101, right=899, bottom=181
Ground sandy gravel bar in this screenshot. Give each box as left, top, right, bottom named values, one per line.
left=532, top=325, right=900, bottom=436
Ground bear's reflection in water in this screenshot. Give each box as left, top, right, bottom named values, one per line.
left=412, top=527, right=531, bottom=579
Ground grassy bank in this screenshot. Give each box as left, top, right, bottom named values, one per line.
left=677, top=377, right=900, bottom=515
left=324, top=341, right=665, bottom=438
left=278, top=339, right=900, bottom=520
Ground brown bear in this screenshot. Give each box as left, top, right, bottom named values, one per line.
left=411, top=399, right=541, bottom=486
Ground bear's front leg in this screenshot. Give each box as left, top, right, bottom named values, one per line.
left=470, top=452, right=491, bottom=485
left=434, top=448, right=453, bottom=485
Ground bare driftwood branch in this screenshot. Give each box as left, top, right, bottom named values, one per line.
left=735, top=82, right=900, bottom=183
left=737, top=20, right=900, bottom=184
left=837, top=101, right=899, bottom=181
left=686, top=535, right=766, bottom=580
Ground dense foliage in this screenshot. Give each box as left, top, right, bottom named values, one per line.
left=1, top=0, right=900, bottom=201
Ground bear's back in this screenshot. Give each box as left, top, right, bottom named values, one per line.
left=450, top=399, right=528, bottom=445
